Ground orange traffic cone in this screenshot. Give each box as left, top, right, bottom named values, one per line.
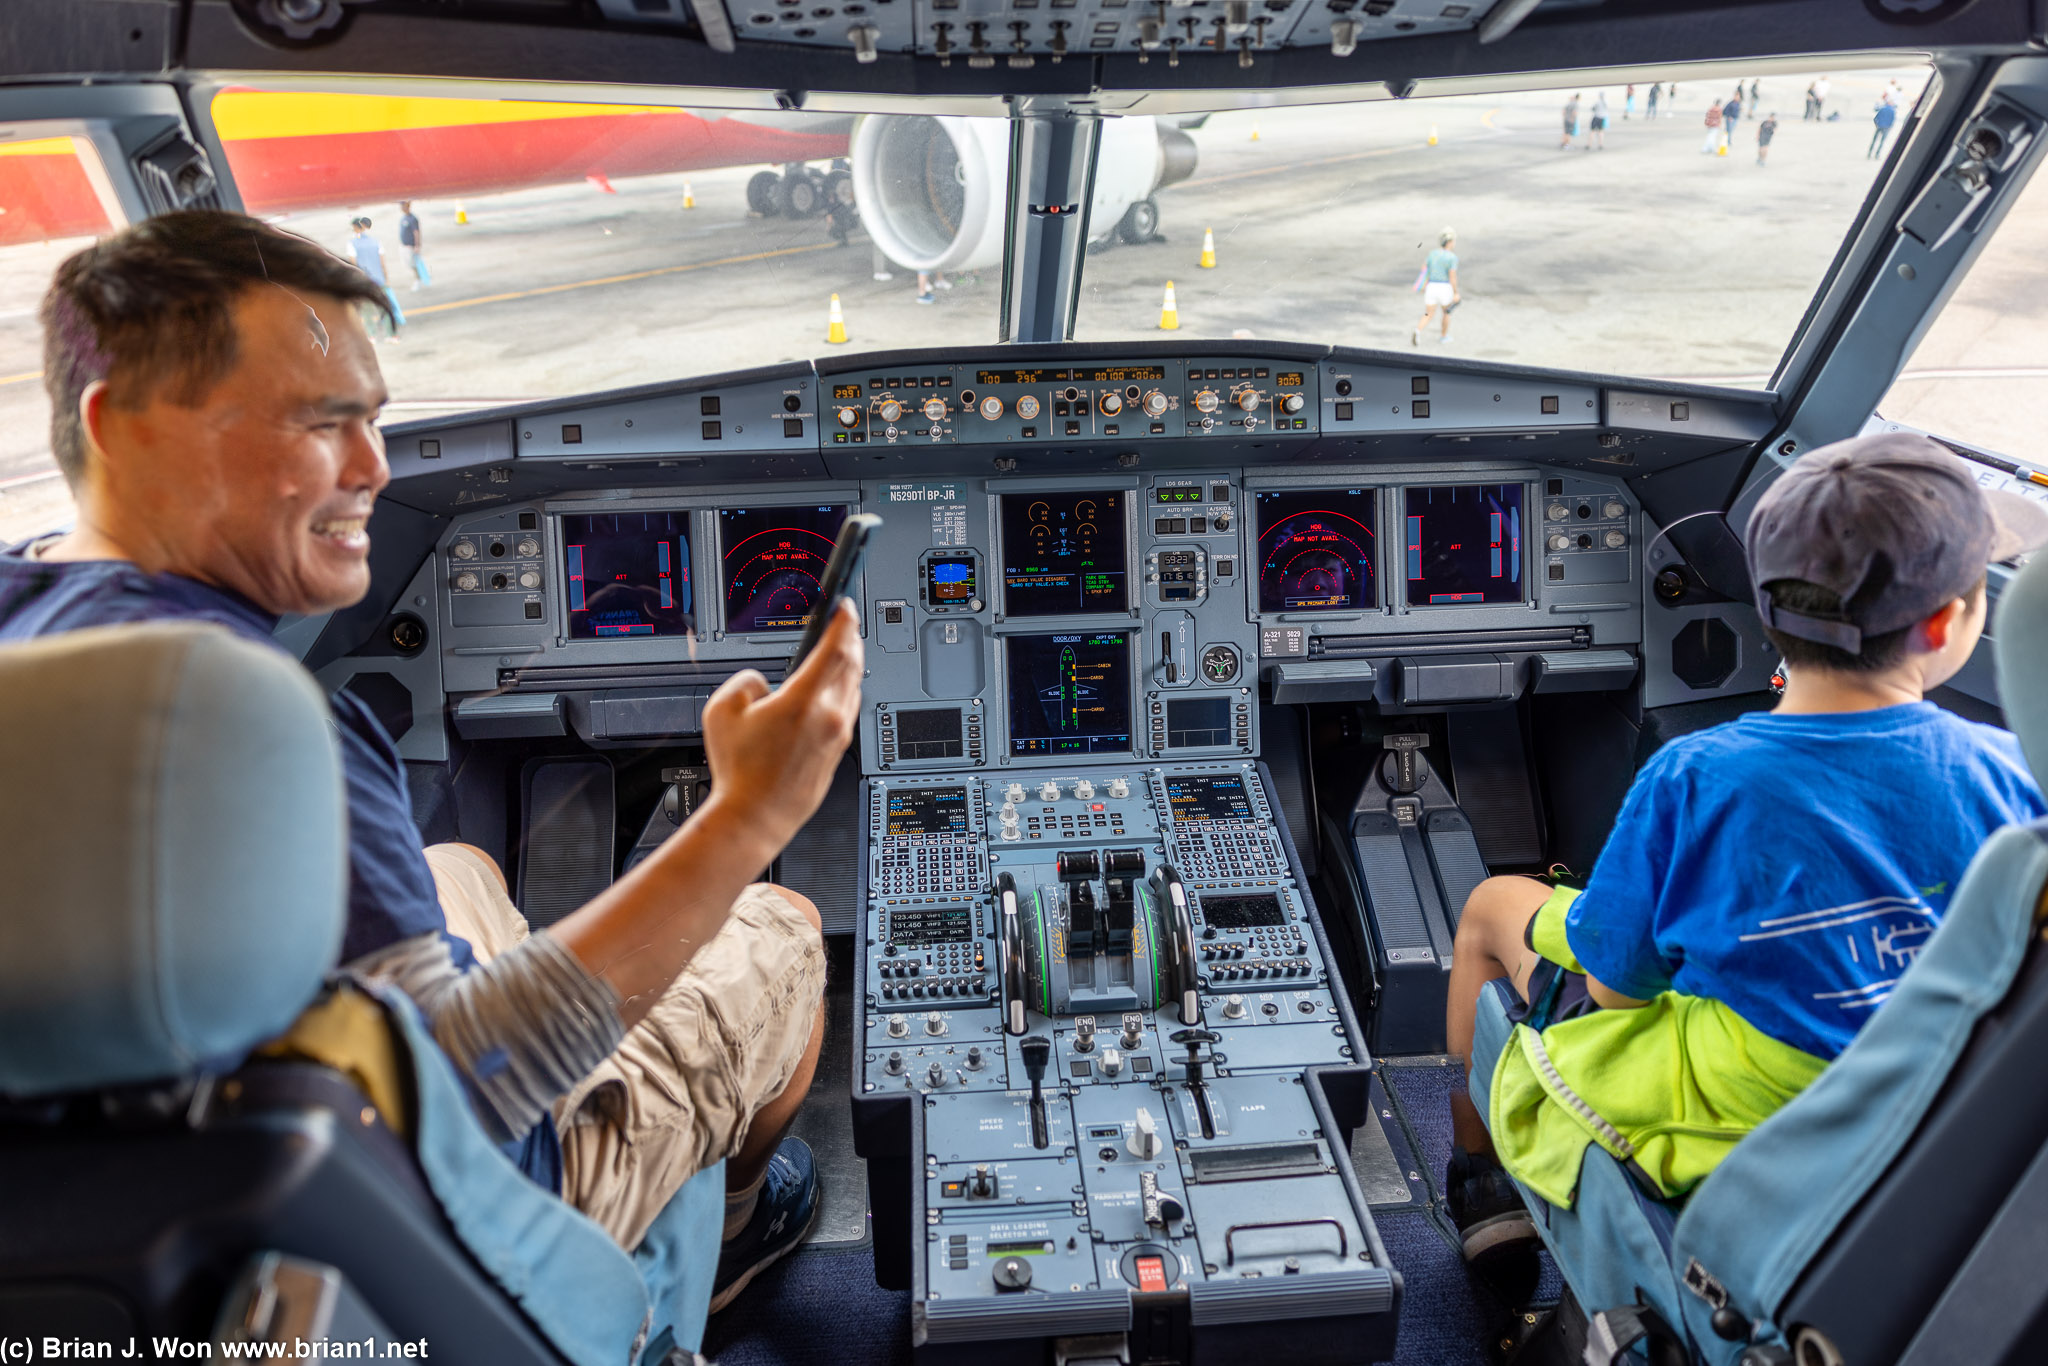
left=1158, top=281, right=1180, bottom=331
left=1198, top=228, right=1216, bottom=269
left=683, top=181, right=696, bottom=209
left=826, top=293, right=849, bottom=344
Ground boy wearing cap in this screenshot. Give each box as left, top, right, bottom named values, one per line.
left=1442, top=433, right=2048, bottom=1272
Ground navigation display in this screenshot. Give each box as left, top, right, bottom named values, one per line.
left=1255, top=489, right=1378, bottom=613
left=1165, top=774, right=1256, bottom=823
left=1006, top=632, right=1133, bottom=757
left=885, top=786, right=970, bottom=836
left=719, top=504, right=850, bottom=632
left=1200, top=894, right=1286, bottom=929
left=1403, top=484, right=1524, bottom=606
left=1000, top=492, right=1129, bottom=617
left=562, top=511, right=693, bottom=639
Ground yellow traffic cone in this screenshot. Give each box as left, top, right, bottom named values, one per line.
left=454, top=204, right=469, bottom=225
left=1250, top=121, right=1261, bottom=142
left=1428, top=124, right=1439, bottom=146
left=826, top=293, right=849, bottom=345
left=1198, top=228, right=1216, bottom=269
left=683, top=181, right=696, bottom=209
left=1158, top=281, right=1180, bottom=331
left=1716, top=140, right=1728, bottom=156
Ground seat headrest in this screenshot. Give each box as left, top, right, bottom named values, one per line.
left=0, top=622, right=346, bottom=1097
left=1995, top=554, right=2048, bottom=783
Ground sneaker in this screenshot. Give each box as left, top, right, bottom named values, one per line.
left=710, top=1137, right=821, bottom=1313
left=916, top=292, right=935, bottom=305
left=1445, top=1147, right=1538, bottom=1265
left=935, top=278, right=953, bottom=291
left=1409, top=328, right=1421, bottom=347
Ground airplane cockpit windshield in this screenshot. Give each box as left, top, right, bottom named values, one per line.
left=3, top=5, right=2048, bottom=1366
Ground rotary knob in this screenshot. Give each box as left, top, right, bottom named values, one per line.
left=1099, top=391, right=1123, bottom=415
left=453, top=571, right=479, bottom=591
left=924, top=1011, right=947, bottom=1036
left=1107, top=778, right=1130, bottom=799
left=1605, top=529, right=1628, bottom=549
left=1235, top=390, right=1260, bottom=412
left=451, top=541, right=478, bottom=560
left=1222, top=994, right=1247, bottom=1019
left=1280, top=392, right=1305, bottom=414
left=1142, top=390, right=1169, bottom=417
left=836, top=406, right=861, bottom=428
left=1548, top=534, right=1572, bottom=552
left=926, top=1061, right=947, bottom=1089
left=1039, top=780, right=1061, bottom=801
left=877, top=398, right=904, bottom=424
left=980, top=395, right=1005, bottom=420
left=886, top=1014, right=909, bottom=1039
left=518, top=570, right=541, bottom=589
left=516, top=538, right=540, bottom=558
left=1547, top=503, right=1570, bottom=522
left=1212, top=511, right=1232, bottom=531
left=1005, top=783, right=1027, bottom=803
left=1015, top=394, right=1041, bottom=421
left=1074, top=779, right=1095, bottom=800
left=923, top=397, right=948, bottom=422
left=1604, top=500, right=1628, bottom=520
left=1193, top=390, right=1220, bottom=414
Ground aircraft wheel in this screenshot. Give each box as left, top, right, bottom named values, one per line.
left=1117, top=198, right=1160, bottom=244
left=778, top=172, right=824, bottom=219
left=822, top=169, right=854, bottom=209
left=747, top=170, right=782, bottom=216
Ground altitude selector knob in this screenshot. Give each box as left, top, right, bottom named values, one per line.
left=1193, top=390, right=1220, bottom=414
left=1280, top=392, right=1305, bottom=414
left=877, top=399, right=904, bottom=424
left=1142, top=390, right=1170, bottom=418
left=1235, top=390, right=1260, bottom=412
left=923, top=397, right=948, bottom=422
left=1098, top=391, right=1123, bottom=415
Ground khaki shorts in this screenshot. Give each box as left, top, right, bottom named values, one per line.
left=423, top=843, right=825, bottom=1250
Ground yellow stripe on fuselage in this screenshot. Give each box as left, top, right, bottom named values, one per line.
left=0, top=136, right=82, bottom=158
left=210, top=90, right=692, bottom=141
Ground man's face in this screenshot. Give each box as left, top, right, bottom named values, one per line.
left=90, top=287, right=391, bottom=615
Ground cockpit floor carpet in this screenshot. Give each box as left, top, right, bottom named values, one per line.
left=795, top=936, right=869, bottom=1248
left=516, top=758, right=615, bottom=928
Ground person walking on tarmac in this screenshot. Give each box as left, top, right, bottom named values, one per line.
left=1561, top=93, right=1581, bottom=150
left=1588, top=92, right=1610, bottom=150
left=1410, top=228, right=1460, bottom=348
left=1757, top=111, right=1779, bottom=167
left=347, top=217, right=405, bottom=341
left=1869, top=98, right=1899, bottom=159
left=1647, top=82, right=1661, bottom=120
left=1701, top=98, right=1725, bottom=154
left=397, top=201, right=430, bottom=291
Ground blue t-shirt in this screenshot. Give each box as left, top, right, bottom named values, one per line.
left=349, top=234, right=387, bottom=286
left=1566, top=703, right=2044, bottom=1060
left=0, top=550, right=564, bottom=1190
left=1424, top=248, right=1458, bottom=283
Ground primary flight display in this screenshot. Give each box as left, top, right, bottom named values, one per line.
left=562, top=511, right=693, bottom=639
left=1403, top=483, right=1525, bottom=606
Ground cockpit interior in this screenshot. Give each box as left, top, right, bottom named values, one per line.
left=3, top=3, right=2048, bottom=1365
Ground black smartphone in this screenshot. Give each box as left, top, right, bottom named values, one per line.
left=786, top=512, right=882, bottom=673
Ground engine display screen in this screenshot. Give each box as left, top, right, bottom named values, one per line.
left=1199, top=894, right=1286, bottom=929
left=1165, top=774, right=1256, bottom=823
left=1006, top=633, right=1133, bottom=757
left=896, top=708, right=964, bottom=761
left=885, top=786, right=970, bottom=836
left=1403, top=484, right=1524, bottom=606
left=887, top=906, right=974, bottom=946
left=925, top=553, right=977, bottom=607
left=1000, top=492, right=1128, bottom=617
left=1255, top=489, right=1378, bottom=613
left=562, top=511, right=693, bottom=639
left=719, top=504, right=850, bottom=632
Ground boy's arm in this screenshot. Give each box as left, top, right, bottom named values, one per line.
left=1586, top=976, right=1649, bottom=1010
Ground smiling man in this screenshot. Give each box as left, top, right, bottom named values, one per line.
left=0, top=211, right=863, bottom=1312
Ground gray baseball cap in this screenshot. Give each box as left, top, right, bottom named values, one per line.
left=1747, top=432, right=2048, bottom=652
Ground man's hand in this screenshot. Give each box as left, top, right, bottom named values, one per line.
left=698, top=598, right=865, bottom=853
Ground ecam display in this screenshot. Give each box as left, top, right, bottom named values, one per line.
left=1006, top=632, right=1133, bottom=756
left=562, top=511, right=693, bottom=639
left=720, top=504, right=850, bottom=632
left=1000, top=491, right=1129, bottom=617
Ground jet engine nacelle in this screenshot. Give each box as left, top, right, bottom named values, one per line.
left=850, top=114, right=1196, bottom=274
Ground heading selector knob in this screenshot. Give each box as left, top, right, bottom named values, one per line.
left=877, top=399, right=904, bottom=424
left=979, top=395, right=1005, bottom=420
left=1193, top=389, right=1220, bottom=414
left=1098, top=391, right=1123, bottom=415
left=1234, top=390, right=1260, bottom=412
left=1142, top=390, right=1170, bottom=418
left=922, top=397, right=948, bottom=422
left=836, top=406, right=861, bottom=428
left=1014, top=394, right=1042, bottom=421
left=1280, top=392, right=1306, bottom=414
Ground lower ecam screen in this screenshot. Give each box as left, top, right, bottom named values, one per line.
left=1403, top=483, right=1524, bottom=606
left=1006, top=633, right=1133, bottom=756
left=562, top=511, right=692, bottom=639
left=720, top=505, right=850, bottom=632
left=1000, top=491, right=1129, bottom=616
left=1255, top=489, right=1378, bottom=613
left=1166, top=774, right=1255, bottom=822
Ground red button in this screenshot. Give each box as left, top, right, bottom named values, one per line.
left=1135, top=1255, right=1168, bottom=1293
left=1092, top=803, right=1105, bottom=812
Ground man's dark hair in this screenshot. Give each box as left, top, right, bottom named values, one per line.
left=40, top=209, right=391, bottom=489
left=1761, top=574, right=1985, bottom=674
